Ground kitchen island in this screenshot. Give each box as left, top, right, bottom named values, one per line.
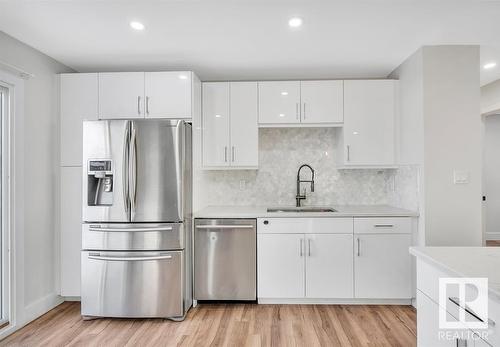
left=410, top=247, right=500, bottom=347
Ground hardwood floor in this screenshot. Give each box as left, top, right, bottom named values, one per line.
left=0, top=302, right=416, bottom=347
left=486, top=240, right=500, bottom=246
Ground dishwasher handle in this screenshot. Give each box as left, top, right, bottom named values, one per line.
left=195, top=225, right=255, bottom=229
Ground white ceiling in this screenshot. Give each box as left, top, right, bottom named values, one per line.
left=1, top=0, right=500, bottom=85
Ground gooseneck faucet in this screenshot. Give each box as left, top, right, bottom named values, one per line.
left=296, top=164, right=315, bottom=207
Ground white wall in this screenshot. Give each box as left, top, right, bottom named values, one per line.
left=481, top=79, right=500, bottom=115
left=483, top=114, right=500, bottom=240
left=0, top=31, right=73, bottom=329
left=390, top=45, right=482, bottom=247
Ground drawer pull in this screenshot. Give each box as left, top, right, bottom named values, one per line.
left=89, top=226, right=173, bottom=232
left=449, top=297, right=489, bottom=324
left=374, top=224, right=394, bottom=228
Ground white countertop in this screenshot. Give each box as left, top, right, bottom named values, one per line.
left=410, top=246, right=500, bottom=300
left=194, top=205, right=418, bottom=218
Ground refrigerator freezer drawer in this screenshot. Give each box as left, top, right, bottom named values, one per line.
left=82, top=223, right=184, bottom=251
left=81, top=250, right=184, bottom=318
left=194, top=219, right=256, bottom=300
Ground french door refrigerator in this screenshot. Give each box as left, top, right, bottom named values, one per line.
left=81, top=119, right=192, bottom=320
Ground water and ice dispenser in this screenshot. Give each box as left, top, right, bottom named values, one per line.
left=87, top=160, right=113, bottom=206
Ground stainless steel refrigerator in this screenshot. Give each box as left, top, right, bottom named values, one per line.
left=81, top=119, right=192, bottom=320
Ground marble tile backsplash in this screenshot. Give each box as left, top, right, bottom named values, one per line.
left=195, top=128, right=418, bottom=209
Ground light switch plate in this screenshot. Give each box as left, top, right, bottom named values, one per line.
left=453, top=170, right=469, bottom=184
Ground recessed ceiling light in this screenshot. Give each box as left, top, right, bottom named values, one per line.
left=279, top=114, right=285, bottom=117
left=215, top=114, right=221, bottom=118
left=178, top=74, right=188, bottom=80
left=130, top=21, right=145, bottom=31
left=484, top=62, right=497, bottom=70
left=281, top=91, right=288, bottom=96
left=288, top=17, right=303, bottom=28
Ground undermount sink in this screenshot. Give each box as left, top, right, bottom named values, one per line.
left=267, top=207, right=338, bottom=213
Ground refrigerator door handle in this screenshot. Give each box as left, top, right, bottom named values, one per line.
left=129, top=121, right=138, bottom=216
left=88, top=254, right=173, bottom=262
left=122, top=121, right=130, bottom=214
left=89, top=226, right=174, bottom=232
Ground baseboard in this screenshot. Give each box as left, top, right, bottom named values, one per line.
left=63, top=296, right=81, bottom=302
left=257, top=298, right=413, bottom=305
left=486, top=232, right=500, bottom=240
left=24, top=293, right=64, bottom=325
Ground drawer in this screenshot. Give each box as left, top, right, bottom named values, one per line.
left=257, top=217, right=353, bottom=234
left=82, top=223, right=184, bottom=250
left=354, top=217, right=411, bottom=234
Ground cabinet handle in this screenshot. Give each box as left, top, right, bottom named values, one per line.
left=137, top=96, right=141, bottom=115
left=356, top=238, right=360, bottom=256
left=300, top=239, right=303, bottom=257
left=296, top=103, right=299, bottom=120
left=146, top=96, right=150, bottom=115
left=347, top=145, right=351, bottom=162
left=374, top=224, right=394, bottom=228
left=224, top=146, right=227, bottom=163
left=303, top=102, right=306, bottom=120
left=232, top=146, right=235, bottom=162
left=308, top=239, right=311, bottom=256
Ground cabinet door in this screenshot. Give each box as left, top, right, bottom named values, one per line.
left=60, top=73, right=98, bottom=166
left=354, top=233, right=411, bottom=298
left=258, top=81, right=300, bottom=124
left=202, top=82, right=230, bottom=167
left=230, top=82, right=258, bottom=167
left=144, top=71, right=192, bottom=119
left=257, top=234, right=305, bottom=298
left=343, top=80, right=396, bottom=166
left=300, top=80, right=343, bottom=124
left=60, top=167, right=82, bottom=296
left=305, top=234, right=353, bottom=298
left=98, top=72, right=144, bottom=119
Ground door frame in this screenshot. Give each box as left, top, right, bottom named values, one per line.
left=0, top=69, right=25, bottom=339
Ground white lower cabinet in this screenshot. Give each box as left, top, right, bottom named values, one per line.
left=417, top=290, right=474, bottom=347
left=257, top=233, right=305, bottom=298
left=305, top=234, right=353, bottom=298
left=257, top=217, right=412, bottom=301
left=60, top=166, right=82, bottom=297
left=354, top=233, right=412, bottom=299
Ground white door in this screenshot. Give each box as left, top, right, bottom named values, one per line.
left=230, top=82, right=258, bottom=167
left=305, top=234, right=353, bottom=298
left=202, top=82, right=230, bottom=167
left=343, top=80, right=396, bottom=166
left=60, top=73, right=98, bottom=166
left=484, top=115, right=500, bottom=241
left=354, top=233, right=411, bottom=298
left=98, top=72, right=145, bottom=119
left=301, top=80, right=343, bottom=124
left=257, top=234, right=305, bottom=298
left=258, top=81, right=300, bottom=124
left=144, top=71, right=192, bottom=119
left=60, top=167, right=82, bottom=296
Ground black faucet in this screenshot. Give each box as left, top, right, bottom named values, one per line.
left=296, top=164, right=315, bottom=207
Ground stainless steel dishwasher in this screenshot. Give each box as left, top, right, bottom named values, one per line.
left=194, top=219, right=256, bottom=301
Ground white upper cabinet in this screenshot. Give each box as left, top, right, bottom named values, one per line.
left=300, top=80, right=343, bottom=124
left=60, top=73, right=98, bottom=166
left=202, top=82, right=230, bottom=167
left=144, top=71, right=192, bottom=119
left=202, top=82, right=258, bottom=169
left=340, top=80, right=397, bottom=167
left=98, top=71, right=197, bottom=119
left=230, top=82, right=258, bottom=167
left=98, top=72, right=145, bottom=119
left=258, top=81, right=301, bottom=124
